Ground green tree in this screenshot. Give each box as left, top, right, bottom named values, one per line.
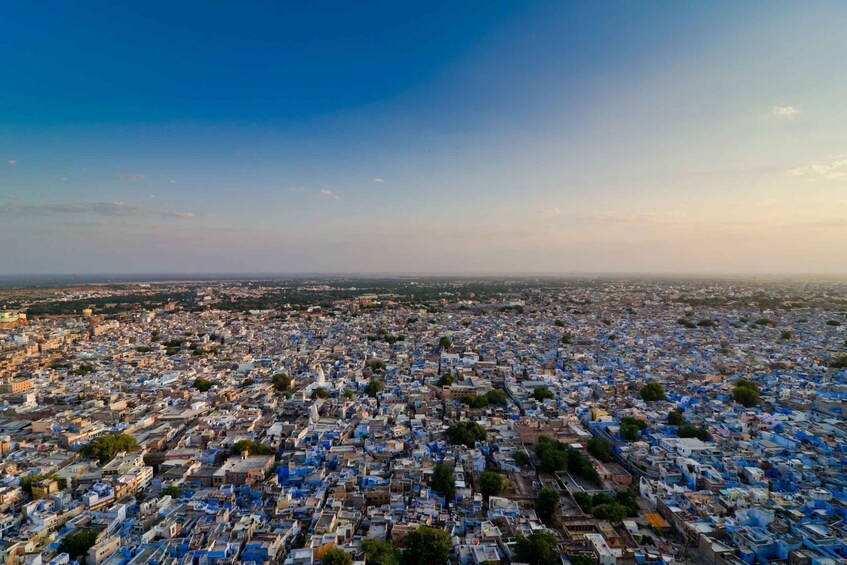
left=161, top=485, right=181, bottom=498
left=58, top=529, right=99, bottom=561
left=20, top=473, right=59, bottom=495
left=431, top=464, right=456, bottom=507
left=312, top=387, right=329, bottom=399
left=272, top=373, right=292, bottom=392
left=485, top=389, right=508, bottom=406
left=80, top=433, right=138, bottom=463
left=365, top=379, right=384, bottom=397
left=619, top=417, right=649, bottom=441
left=403, top=526, right=451, bottom=565
left=479, top=471, right=503, bottom=500
left=678, top=424, right=709, bottom=440
left=514, top=450, right=531, bottom=467
left=780, top=330, right=793, bottom=340
left=532, top=387, right=554, bottom=401
left=438, top=336, right=452, bottom=350
left=446, top=421, right=486, bottom=447
left=732, top=379, right=760, bottom=407
left=535, top=487, right=560, bottom=524
left=323, top=547, right=353, bottom=565
left=437, top=373, right=454, bottom=386
left=831, top=355, right=847, bottom=369
left=343, top=389, right=354, bottom=399
left=360, top=540, right=400, bottom=565
left=193, top=377, right=215, bottom=392
left=587, top=437, right=611, bottom=462
left=569, top=555, right=598, bottom=565
left=591, top=503, right=628, bottom=523
left=230, top=439, right=272, bottom=456
left=640, top=382, right=666, bottom=402
left=667, top=410, right=685, bottom=426
left=514, top=531, right=559, bottom=565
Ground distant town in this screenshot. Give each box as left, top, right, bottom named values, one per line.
left=0, top=277, right=845, bottom=565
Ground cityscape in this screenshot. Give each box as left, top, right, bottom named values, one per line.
left=2, top=1, right=846, bottom=564
left=0, top=277, right=845, bottom=564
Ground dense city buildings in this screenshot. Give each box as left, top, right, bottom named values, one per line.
left=0, top=277, right=845, bottom=565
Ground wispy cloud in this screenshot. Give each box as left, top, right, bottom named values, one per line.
left=0, top=201, right=197, bottom=220
left=115, top=173, right=147, bottom=182
left=373, top=177, right=385, bottom=184
left=319, top=189, right=339, bottom=200
left=787, top=156, right=847, bottom=179
left=7, top=160, right=15, bottom=167
left=539, top=207, right=562, bottom=218
left=772, top=106, right=799, bottom=118
left=590, top=210, right=688, bottom=225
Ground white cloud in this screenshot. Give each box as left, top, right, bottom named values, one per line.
left=539, top=207, right=562, bottom=218
left=319, top=189, right=339, bottom=200
left=787, top=156, right=847, bottom=179
left=7, top=160, right=15, bottom=166
left=169, top=179, right=176, bottom=184
left=772, top=106, right=799, bottom=118
left=373, top=177, right=385, bottom=184
left=0, top=201, right=197, bottom=220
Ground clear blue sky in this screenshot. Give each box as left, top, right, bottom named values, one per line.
left=2, top=1, right=846, bottom=274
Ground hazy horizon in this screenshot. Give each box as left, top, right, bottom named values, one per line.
left=3, top=2, right=846, bottom=275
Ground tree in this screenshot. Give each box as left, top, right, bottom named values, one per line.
left=678, top=424, right=709, bottom=440
left=732, top=380, right=760, bottom=407
left=437, top=373, right=454, bottom=386
left=161, top=485, right=181, bottom=498
left=360, top=540, right=400, bottom=565
left=323, top=547, right=352, bottom=565
left=193, top=377, right=215, bottom=392
left=230, top=439, right=272, bottom=456
left=591, top=503, right=628, bottom=523
left=640, top=382, right=666, bottom=402
left=667, top=410, right=685, bottom=426
left=81, top=433, right=138, bottom=463
left=485, top=389, right=508, bottom=406
left=20, top=473, right=59, bottom=495
left=403, top=526, right=451, bottom=565
left=587, top=437, right=611, bottom=462
left=58, top=529, right=99, bottom=561
left=780, top=330, right=793, bottom=340
left=438, top=336, right=452, bottom=351
left=619, top=417, right=648, bottom=441
left=540, top=449, right=568, bottom=473
left=569, top=555, right=598, bottom=565
left=535, top=487, right=560, bottom=524
left=272, top=373, right=292, bottom=392
left=446, top=421, right=486, bottom=447
left=479, top=471, right=503, bottom=500
left=832, top=355, right=847, bottom=369
left=312, top=387, right=329, bottom=399
left=431, top=464, right=456, bottom=507
left=514, top=450, right=531, bottom=467
left=514, top=531, right=559, bottom=565
left=365, top=379, right=384, bottom=397
left=343, top=389, right=354, bottom=399
left=532, top=387, right=554, bottom=402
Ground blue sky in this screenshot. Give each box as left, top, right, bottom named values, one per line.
left=2, top=1, right=846, bottom=274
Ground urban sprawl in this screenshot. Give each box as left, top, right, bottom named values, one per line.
left=0, top=277, right=846, bottom=565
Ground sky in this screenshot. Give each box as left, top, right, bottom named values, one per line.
left=1, top=1, right=846, bottom=275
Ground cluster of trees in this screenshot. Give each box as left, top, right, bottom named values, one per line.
left=69, top=364, right=95, bottom=376
left=366, top=329, right=406, bottom=344
left=732, top=379, right=760, bottom=407
left=461, top=388, right=507, bottom=408
left=532, top=387, right=554, bottom=402
left=639, top=382, right=666, bottom=402
left=161, top=485, right=181, bottom=498
left=535, top=436, right=599, bottom=483
left=81, top=433, right=138, bottom=463
left=230, top=440, right=272, bottom=456
left=587, top=437, right=612, bottom=462
left=619, top=417, right=649, bottom=441
left=403, top=526, right=452, bottom=564
left=830, top=355, right=847, bottom=369
left=667, top=410, right=709, bottom=439
left=322, top=547, right=353, bottom=565
left=514, top=531, right=559, bottom=565
left=360, top=540, right=400, bottom=565
left=573, top=489, right=639, bottom=523
left=677, top=318, right=716, bottom=329
left=312, top=387, right=329, bottom=399
left=446, top=421, right=486, bottom=447
left=437, top=373, right=454, bottom=386
left=365, top=358, right=386, bottom=373
left=20, top=473, right=59, bottom=494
